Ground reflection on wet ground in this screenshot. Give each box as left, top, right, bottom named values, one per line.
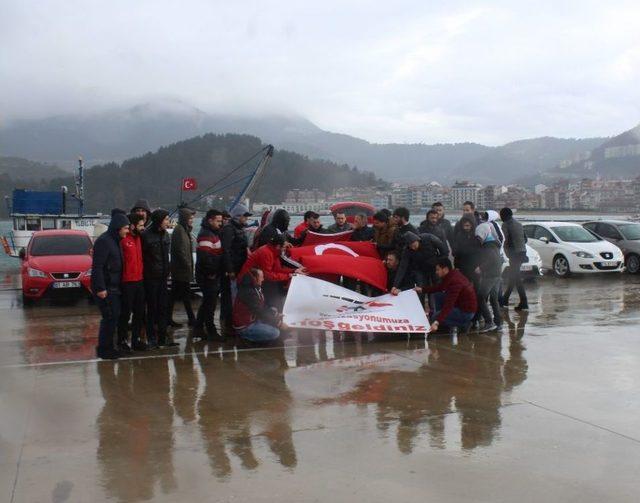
left=2, top=274, right=640, bottom=502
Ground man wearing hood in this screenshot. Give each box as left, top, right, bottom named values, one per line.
left=475, top=218, right=503, bottom=332
left=390, top=232, right=449, bottom=297
left=142, top=209, right=178, bottom=348
left=254, top=208, right=291, bottom=248
left=130, top=199, right=152, bottom=225
left=170, top=207, right=196, bottom=327
left=500, top=207, right=529, bottom=311
left=221, top=203, right=252, bottom=328
left=117, top=213, right=147, bottom=352
left=452, top=215, right=481, bottom=283
left=194, top=209, right=225, bottom=340
left=92, top=209, right=131, bottom=359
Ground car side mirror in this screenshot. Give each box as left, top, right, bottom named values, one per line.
left=539, top=236, right=549, bottom=244
left=18, top=248, right=26, bottom=260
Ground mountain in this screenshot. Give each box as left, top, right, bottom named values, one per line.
left=450, top=137, right=607, bottom=185
left=0, top=100, right=610, bottom=184
left=550, top=123, right=640, bottom=180
left=37, top=133, right=383, bottom=213
left=0, top=156, right=67, bottom=181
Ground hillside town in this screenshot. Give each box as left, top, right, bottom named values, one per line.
left=255, top=176, right=640, bottom=214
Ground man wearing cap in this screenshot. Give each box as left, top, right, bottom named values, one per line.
left=130, top=199, right=152, bottom=225
left=221, top=203, right=252, bottom=328
left=142, top=209, right=178, bottom=348
left=391, top=232, right=449, bottom=298
left=92, top=209, right=131, bottom=359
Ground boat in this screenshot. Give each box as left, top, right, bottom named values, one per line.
left=329, top=201, right=376, bottom=223
left=2, top=159, right=103, bottom=257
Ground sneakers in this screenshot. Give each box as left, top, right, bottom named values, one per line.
left=118, top=342, right=133, bottom=353
left=479, top=323, right=498, bottom=333
left=514, top=305, right=529, bottom=312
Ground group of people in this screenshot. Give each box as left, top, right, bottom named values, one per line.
left=91, top=197, right=529, bottom=360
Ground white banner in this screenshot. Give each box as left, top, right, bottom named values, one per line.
left=283, top=275, right=430, bottom=333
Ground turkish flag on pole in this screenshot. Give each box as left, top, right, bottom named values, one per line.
left=182, top=178, right=197, bottom=191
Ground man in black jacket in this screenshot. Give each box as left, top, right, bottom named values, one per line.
left=350, top=213, right=374, bottom=242
left=419, top=209, right=450, bottom=254
left=194, top=209, right=225, bottom=340
left=221, top=203, right=252, bottom=328
left=391, top=207, right=417, bottom=251
left=391, top=232, right=449, bottom=296
left=142, top=209, right=177, bottom=348
left=432, top=202, right=454, bottom=242
left=254, top=208, right=291, bottom=248
left=92, top=210, right=130, bottom=360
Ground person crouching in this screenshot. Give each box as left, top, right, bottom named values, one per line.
left=233, top=268, right=288, bottom=343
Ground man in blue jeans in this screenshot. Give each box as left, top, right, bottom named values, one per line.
left=232, top=268, right=287, bottom=342
left=425, top=258, right=478, bottom=334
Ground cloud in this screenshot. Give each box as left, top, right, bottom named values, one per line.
left=1, top=0, right=639, bottom=144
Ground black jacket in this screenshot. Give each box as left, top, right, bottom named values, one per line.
left=221, top=218, right=249, bottom=274
left=452, top=230, right=481, bottom=279
left=142, top=210, right=171, bottom=280
left=195, top=219, right=224, bottom=280
left=418, top=221, right=449, bottom=254
left=91, top=212, right=129, bottom=293
left=439, top=217, right=454, bottom=243
left=395, top=233, right=448, bottom=288
left=392, top=222, right=418, bottom=252
left=350, top=225, right=374, bottom=242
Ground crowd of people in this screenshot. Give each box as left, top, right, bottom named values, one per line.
left=91, top=198, right=529, bottom=360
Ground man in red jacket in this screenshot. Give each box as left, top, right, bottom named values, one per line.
left=117, top=213, right=148, bottom=351
left=425, top=257, right=478, bottom=334
left=238, top=235, right=305, bottom=309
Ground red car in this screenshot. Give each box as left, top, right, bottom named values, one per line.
left=20, top=230, right=93, bottom=302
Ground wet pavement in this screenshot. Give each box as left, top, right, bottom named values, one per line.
left=1, top=274, right=640, bottom=502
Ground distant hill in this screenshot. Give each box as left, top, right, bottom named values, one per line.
left=38, top=133, right=383, bottom=213
left=450, top=137, right=607, bottom=185
left=0, top=100, right=608, bottom=184
left=0, top=156, right=67, bottom=181
left=550, top=123, right=640, bottom=180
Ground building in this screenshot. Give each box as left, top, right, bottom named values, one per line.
left=284, top=189, right=326, bottom=203
left=450, top=181, right=482, bottom=210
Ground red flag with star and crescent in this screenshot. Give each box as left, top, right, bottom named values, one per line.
left=182, top=178, right=197, bottom=191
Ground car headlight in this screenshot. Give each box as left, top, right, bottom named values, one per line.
left=27, top=267, right=48, bottom=278
left=572, top=251, right=594, bottom=259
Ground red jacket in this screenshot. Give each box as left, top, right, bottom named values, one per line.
left=238, top=244, right=292, bottom=283
left=232, top=275, right=279, bottom=330
left=120, top=233, right=143, bottom=283
left=294, top=221, right=308, bottom=239
left=426, top=269, right=477, bottom=323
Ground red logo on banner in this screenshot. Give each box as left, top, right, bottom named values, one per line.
left=182, top=178, right=197, bottom=191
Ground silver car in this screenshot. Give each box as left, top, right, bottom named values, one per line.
left=582, top=220, right=640, bottom=274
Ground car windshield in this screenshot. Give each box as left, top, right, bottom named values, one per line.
left=30, top=235, right=92, bottom=256
left=618, top=224, right=640, bottom=240
left=551, top=226, right=600, bottom=243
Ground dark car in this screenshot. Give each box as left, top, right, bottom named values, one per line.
left=583, top=220, right=640, bottom=274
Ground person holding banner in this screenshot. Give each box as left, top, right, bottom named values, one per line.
left=391, top=232, right=448, bottom=297
left=238, top=234, right=305, bottom=310
left=233, top=268, right=287, bottom=342
left=424, top=257, right=478, bottom=334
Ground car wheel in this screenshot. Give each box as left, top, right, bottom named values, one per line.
left=626, top=253, right=640, bottom=274
left=553, top=255, right=571, bottom=277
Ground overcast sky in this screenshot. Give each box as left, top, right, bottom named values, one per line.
left=2, top=0, right=640, bottom=145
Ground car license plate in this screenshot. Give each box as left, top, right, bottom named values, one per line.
left=601, top=261, right=617, bottom=267
left=521, top=265, right=533, bottom=271
left=53, top=281, right=81, bottom=289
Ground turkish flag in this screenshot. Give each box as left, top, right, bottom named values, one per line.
left=289, top=241, right=380, bottom=261
left=182, top=178, right=197, bottom=191
left=299, top=255, right=388, bottom=292
left=302, top=229, right=353, bottom=246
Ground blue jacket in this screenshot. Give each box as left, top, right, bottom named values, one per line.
left=91, top=212, right=129, bottom=294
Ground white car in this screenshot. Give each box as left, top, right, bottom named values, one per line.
left=523, top=222, right=625, bottom=277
